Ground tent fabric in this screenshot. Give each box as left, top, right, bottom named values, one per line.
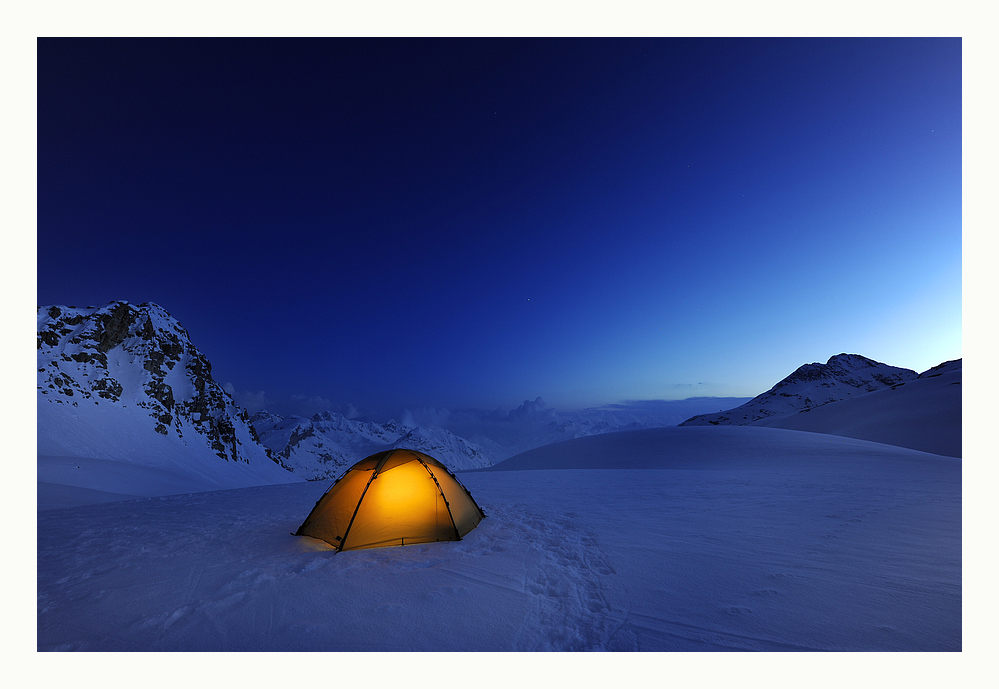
left=295, top=449, right=486, bottom=551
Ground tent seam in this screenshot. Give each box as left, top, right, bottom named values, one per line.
left=337, top=449, right=395, bottom=551
left=415, top=457, right=461, bottom=541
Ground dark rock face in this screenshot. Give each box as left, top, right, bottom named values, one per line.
left=92, top=377, right=123, bottom=400
left=36, top=301, right=288, bottom=469
left=96, top=302, right=134, bottom=353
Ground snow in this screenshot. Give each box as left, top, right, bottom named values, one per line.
left=758, top=361, right=962, bottom=457
left=682, top=354, right=918, bottom=426
left=37, top=396, right=299, bottom=492
left=37, top=302, right=303, bottom=491
left=37, top=455, right=224, bottom=509
left=251, top=410, right=493, bottom=479
left=37, top=426, right=960, bottom=652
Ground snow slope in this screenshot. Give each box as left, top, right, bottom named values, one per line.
left=757, top=359, right=962, bottom=457
left=37, top=426, right=960, bottom=651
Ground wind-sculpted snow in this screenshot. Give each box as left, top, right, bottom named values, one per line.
left=37, top=427, right=960, bottom=651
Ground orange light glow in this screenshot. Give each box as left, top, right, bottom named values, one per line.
left=295, top=449, right=485, bottom=551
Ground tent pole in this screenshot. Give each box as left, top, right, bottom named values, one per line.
left=338, top=450, right=394, bottom=551
left=294, top=467, right=353, bottom=536
left=415, top=457, right=461, bottom=541
left=442, top=466, right=487, bottom=519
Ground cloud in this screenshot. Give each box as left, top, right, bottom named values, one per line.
left=287, top=394, right=335, bottom=418
left=398, top=407, right=452, bottom=428
left=397, top=395, right=757, bottom=460
left=222, top=383, right=269, bottom=414
left=581, top=397, right=754, bottom=425
left=507, top=396, right=556, bottom=421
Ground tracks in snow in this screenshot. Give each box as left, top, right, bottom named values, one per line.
left=466, top=503, right=624, bottom=651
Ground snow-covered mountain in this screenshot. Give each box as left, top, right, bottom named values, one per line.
left=758, top=358, right=962, bottom=457
left=250, top=410, right=492, bottom=480
left=389, top=425, right=492, bottom=467
left=37, top=302, right=300, bottom=500
left=680, top=354, right=918, bottom=426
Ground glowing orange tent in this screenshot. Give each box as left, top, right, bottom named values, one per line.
left=295, top=449, right=486, bottom=551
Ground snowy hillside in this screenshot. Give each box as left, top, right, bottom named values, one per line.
left=759, top=359, right=962, bottom=457
left=680, top=354, right=918, bottom=426
left=37, top=426, right=960, bottom=651
left=250, top=410, right=492, bottom=480
left=37, top=302, right=301, bottom=506
left=389, top=425, right=492, bottom=468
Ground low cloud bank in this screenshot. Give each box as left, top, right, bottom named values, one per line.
left=399, top=396, right=753, bottom=461
left=224, top=385, right=752, bottom=463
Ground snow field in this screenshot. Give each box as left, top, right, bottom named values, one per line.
left=37, top=427, right=960, bottom=652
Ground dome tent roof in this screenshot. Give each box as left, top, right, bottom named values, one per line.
left=295, top=449, right=485, bottom=551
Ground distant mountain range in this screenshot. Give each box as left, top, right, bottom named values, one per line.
left=37, top=301, right=961, bottom=507
left=680, top=353, right=961, bottom=457
left=37, top=303, right=713, bottom=487
left=248, top=409, right=492, bottom=480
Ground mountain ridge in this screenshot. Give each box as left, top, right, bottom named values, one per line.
left=678, top=353, right=960, bottom=457
left=249, top=409, right=493, bottom=480
left=680, top=353, right=919, bottom=426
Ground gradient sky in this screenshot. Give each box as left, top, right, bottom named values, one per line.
left=36, top=38, right=962, bottom=418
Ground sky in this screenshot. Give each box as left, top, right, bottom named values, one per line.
left=36, top=37, right=962, bottom=419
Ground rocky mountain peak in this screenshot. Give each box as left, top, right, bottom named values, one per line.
left=37, top=301, right=287, bottom=469
left=681, top=354, right=918, bottom=427
left=775, top=353, right=914, bottom=392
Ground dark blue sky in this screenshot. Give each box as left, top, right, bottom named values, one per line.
left=37, top=38, right=962, bottom=418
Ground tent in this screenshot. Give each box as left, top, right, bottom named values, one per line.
left=295, top=449, right=486, bottom=551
